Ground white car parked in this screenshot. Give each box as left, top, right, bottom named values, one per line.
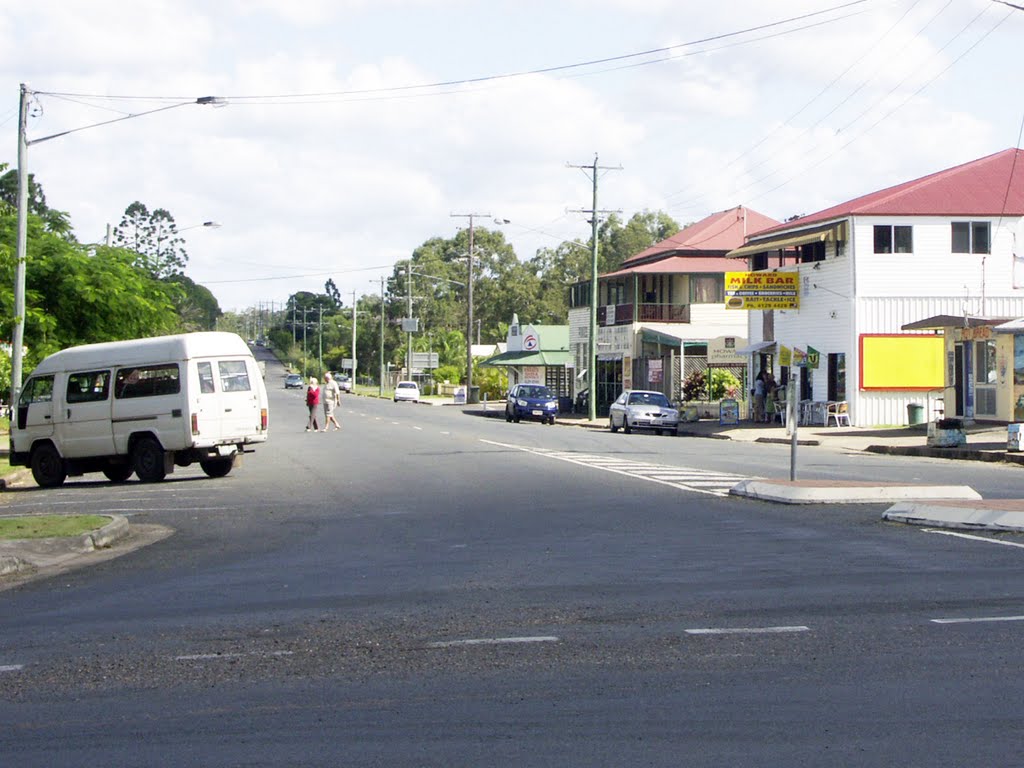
left=393, top=381, right=420, bottom=402
left=608, top=390, right=679, bottom=435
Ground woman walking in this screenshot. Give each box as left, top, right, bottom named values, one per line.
left=322, top=372, right=342, bottom=431
left=305, top=377, right=321, bottom=432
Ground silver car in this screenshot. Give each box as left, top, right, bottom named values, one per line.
left=609, top=390, right=679, bottom=435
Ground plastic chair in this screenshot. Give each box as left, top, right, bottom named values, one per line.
left=826, top=401, right=850, bottom=427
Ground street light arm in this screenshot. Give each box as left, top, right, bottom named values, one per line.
left=26, top=95, right=224, bottom=146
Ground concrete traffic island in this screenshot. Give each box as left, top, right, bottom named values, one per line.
left=883, top=499, right=1024, bottom=532
left=0, top=515, right=132, bottom=579
left=730, top=479, right=982, bottom=505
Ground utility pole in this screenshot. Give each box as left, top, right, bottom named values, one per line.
left=568, top=153, right=621, bottom=422
left=291, top=301, right=296, bottom=347
left=351, top=289, right=358, bottom=386
left=317, top=304, right=324, bottom=375
left=379, top=276, right=386, bottom=397
left=406, top=263, right=413, bottom=380
left=451, top=212, right=490, bottom=401
left=302, top=306, right=310, bottom=378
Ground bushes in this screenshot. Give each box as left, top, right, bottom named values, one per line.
left=682, top=368, right=742, bottom=401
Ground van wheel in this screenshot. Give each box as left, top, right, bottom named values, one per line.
left=31, top=443, right=67, bottom=488
left=103, top=464, right=134, bottom=483
left=200, top=459, right=233, bottom=478
left=133, top=437, right=167, bottom=482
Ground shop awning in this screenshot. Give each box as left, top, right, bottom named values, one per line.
left=902, top=314, right=1013, bottom=331
left=726, top=222, right=847, bottom=258
left=640, top=328, right=707, bottom=348
left=479, top=350, right=573, bottom=368
left=734, top=340, right=777, bottom=355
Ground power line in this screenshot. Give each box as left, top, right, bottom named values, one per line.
left=34, top=2, right=867, bottom=104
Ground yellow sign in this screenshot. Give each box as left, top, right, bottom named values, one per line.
left=779, top=345, right=792, bottom=367
left=724, top=271, right=800, bottom=310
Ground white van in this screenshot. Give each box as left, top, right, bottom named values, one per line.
left=9, top=332, right=269, bottom=487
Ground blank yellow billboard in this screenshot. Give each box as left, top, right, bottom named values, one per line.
left=859, top=334, right=944, bottom=390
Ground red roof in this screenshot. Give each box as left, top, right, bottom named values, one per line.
left=758, top=148, right=1024, bottom=235
left=623, top=206, right=779, bottom=265
left=604, top=255, right=737, bottom=278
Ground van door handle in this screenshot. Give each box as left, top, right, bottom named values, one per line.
left=67, top=409, right=71, bottom=419
left=224, top=408, right=233, bottom=413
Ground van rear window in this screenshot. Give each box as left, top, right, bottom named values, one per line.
left=115, top=364, right=181, bottom=399
left=218, top=360, right=252, bottom=392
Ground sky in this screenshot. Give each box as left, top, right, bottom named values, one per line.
left=2, top=0, right=1022, bottom=313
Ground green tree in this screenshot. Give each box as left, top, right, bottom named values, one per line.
left=0, top=165, right=74, bottom=238
left=112, top=201, right=188, bottom=278
left=166, top=274, right=221, bottom=332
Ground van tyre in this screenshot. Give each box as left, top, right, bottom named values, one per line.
left=133, top=437, right=167, bottom=482
left=31, top=443, right=67, bottom=488
left=200, top=458, right=233, bottom=478
left=103, top=464, right=133, bottom=483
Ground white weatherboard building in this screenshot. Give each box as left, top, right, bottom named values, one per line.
left=728, top=148, right=1024, bottom=427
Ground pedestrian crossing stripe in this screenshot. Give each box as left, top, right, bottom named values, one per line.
left=480, top=440, right=749, bottom=497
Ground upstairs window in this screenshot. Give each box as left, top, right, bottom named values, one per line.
left=690, top=275, right=724, bottom=304
left=951, top=221, right=990, bottom=254
left=873, top=225, right=913, bottom=254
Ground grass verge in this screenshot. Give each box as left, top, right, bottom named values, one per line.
left=0, top=515, right=109, bottom=540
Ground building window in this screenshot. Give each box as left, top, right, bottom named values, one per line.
left=690, top=275, right=724, bottom=304
left=976, top=339, right=996, bottom=385
left=873, top=225, right=913, bottom=254
left=951, top=221, right=990, bottom=254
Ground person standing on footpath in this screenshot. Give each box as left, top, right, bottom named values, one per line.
left=753, top=370, right=766, bottom=423
left=305, top=377, right=321, bottom=432
left=322, top=372, right=342, bottom=432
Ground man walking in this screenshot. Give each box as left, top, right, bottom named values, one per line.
left=322, top=372, right=342, bottom=432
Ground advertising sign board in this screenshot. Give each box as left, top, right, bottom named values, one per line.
left=725, top=272, right=799, bottom=310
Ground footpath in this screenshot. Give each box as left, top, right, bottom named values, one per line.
left=3, top=408, right=1023, bottom=585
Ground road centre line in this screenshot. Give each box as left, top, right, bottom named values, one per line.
left=175, top=650, right=294, bottom=661
left=922, top=528, right=1024, bottom=549
left=0, top=664, right=24, bottom=673
left=931, top=616, right=1024, bottom=625
left=685, top=626, right=810, bottom=635
left=427, top=636, right=559, bottom=648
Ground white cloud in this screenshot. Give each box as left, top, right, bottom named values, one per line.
left=3, top=0, right=1022, bottom=311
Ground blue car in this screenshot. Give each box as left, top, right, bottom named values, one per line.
left=505, top=384, right=558, bottom=425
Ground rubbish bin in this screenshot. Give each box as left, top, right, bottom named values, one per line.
left=467, top=385, right=480, bottom=404
left=907, top=403, right=925, bottom=426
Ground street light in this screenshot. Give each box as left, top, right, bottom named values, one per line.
left=11, top=84, right=224, bottom=408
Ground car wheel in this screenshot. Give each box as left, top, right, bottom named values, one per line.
left=505, top=408, right=513, bottom=423
left=547, top=416, right=555, bottom=425
left=656, top=429, right=663, bottom=436
left=609, top=417, right=618, bottom=433
left=513, top=414, right=521, bottom=423
left=200, top=458, right=233, bottom=478
left=133, top=436, right=167, bottom=483
left=102, top=463, right=134, bottom=483
left=31, top=443, right=67, bottom=488
left=623, top=419, right=632, bottom=434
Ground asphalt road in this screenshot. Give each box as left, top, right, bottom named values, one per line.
left=3, top=362, right=1024, bottom=766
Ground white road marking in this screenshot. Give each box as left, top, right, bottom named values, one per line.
left=413, top=426, right=423, bottom=430
left=428, top=636, right=559, bottom=648
left=931, top=616, right=1024, bottom=625
left=685, top=626, right=810, bottom=635
left=922, top=528, right=1024, bottom=549
left=175, top=650, right=294, bottom=661
left=0, top=664, right=24, bottom=673
left=480, top=440, right=748, bottom=497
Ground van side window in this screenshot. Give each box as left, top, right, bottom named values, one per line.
left=218, top=360, right=252, bottom=393
left=67, top=370, right=111, bottom=403
left=198, top=362, right=216, bottom=394
left=19, top=375, right=55, bottom=406
left=115, top=364, right=181, bottom=399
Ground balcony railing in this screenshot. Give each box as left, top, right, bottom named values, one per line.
left=597, top=303, right=690, bottom=325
